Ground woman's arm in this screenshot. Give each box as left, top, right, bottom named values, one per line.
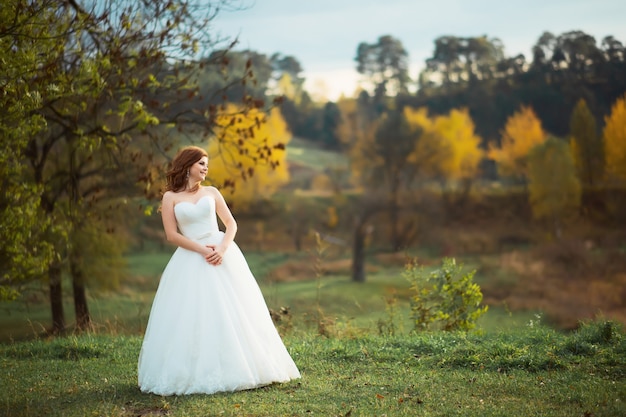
left=211, top=186, right=238, bottom=253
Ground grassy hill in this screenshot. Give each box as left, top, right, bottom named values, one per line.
left=284, top=136, right=348, bottom=191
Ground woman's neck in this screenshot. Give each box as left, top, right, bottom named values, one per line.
left=185, top=181, right=200, bottom=193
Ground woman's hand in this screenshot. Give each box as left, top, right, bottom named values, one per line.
left=204, top=245, right=224, bottom=266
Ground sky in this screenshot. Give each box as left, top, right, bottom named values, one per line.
left=211, top=0, right=626, bottom=101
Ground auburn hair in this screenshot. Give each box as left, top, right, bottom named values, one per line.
left=165, top=146, right=208, bottom=193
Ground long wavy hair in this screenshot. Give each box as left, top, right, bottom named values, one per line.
left=165, top=146, right=208, bottom=193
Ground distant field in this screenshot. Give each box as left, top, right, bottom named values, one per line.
left=0, top=249, right=538, bottom=342
left=285, top=137, right=348, bottom=190
left=287, top=137, right=347, bottom=170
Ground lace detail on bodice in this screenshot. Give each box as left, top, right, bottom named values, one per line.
left=174, top=195, right=219, bottom=240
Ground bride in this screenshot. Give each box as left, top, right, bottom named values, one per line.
left=138, top=146, right=300, bottom=396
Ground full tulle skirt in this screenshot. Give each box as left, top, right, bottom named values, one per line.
left=138, top=232, right=300, bottom=396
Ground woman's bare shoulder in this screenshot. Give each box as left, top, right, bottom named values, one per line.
left=161, top=190, right=180, bottom=207
left=162, top=190, right=176, bottom=201
left=204, top=185, right=222, bottom=195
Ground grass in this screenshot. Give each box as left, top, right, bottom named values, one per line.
left=0, top=250, right=539, bottom=342
left=2, top=247, right=624, bottom=416
left=1, top=320, right=624, bottom=417
left=287, top=137, right=347, bottom=171
left=285, top=137, right=348, bottom=190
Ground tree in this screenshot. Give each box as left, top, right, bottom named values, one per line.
left=489, top=105, right=547, bottom=181
left=569, top=99, right=603, bottom=187
left=355, top=35, right=410, bottom=98
left=430, top=109, right=483, bottom=185
left=420, top=35, right=504, bottom=89
left=319, top=102, right=342, bottom=149
left=200, top=49, right=275, bottom=102
left=423, top=36, right=463, bottom=88
left=409, top=29, right=625, bottom=148
left=207, top=105, right=291, bottom=208
left=404, top=107, right=483, bottom=197
left=270, top=53, right=305, bottom=99
left=339, top=103, right=422, bottom=251
left=555, top=31, right=604, bottom=80
left=371, top=110, right=421, bottom=250
left=601, top=35, right=626, bottom=78
left=350, top=194, right=386, bottom=283
left=531, top=31, right=557, bottom=70
left=335, top=97, right=417, bottom=275
left=3, top=0, right=271, bottom=333
left=0, top=0, right=58, bottom=301
left=603, top=94, right=626, bottom=184
left=68, top=206, right=129, bottom=330
left=531, top=30, right=603, bottom=78
left=528, top=137, right=581, bottom=239
left=19, top=0, right=179, bottom=332
left=335, top=97, right=370, bottom=153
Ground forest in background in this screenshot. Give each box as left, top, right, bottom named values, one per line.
left=2, top=0, right=626, bottom=335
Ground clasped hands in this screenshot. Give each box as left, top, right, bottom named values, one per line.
left=204, top=245, right=224, bottom=266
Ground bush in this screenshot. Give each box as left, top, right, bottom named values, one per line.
left=404, top=257, right=488, bottom=332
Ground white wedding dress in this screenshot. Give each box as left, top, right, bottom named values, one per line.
left=138, top=195, right=300, bottom=396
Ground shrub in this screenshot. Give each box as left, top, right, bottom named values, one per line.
left=404, top=257, right=488, bottom=332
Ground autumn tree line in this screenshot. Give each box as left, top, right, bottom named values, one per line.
left=2, top=0, right=626, bottom=332
left=286, top=33, right=626, bottom=282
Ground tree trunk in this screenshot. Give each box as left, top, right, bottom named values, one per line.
left=48, top=262, right=65, bottom=334
left=72, top=280, right=91, bottom=331
left=70, top=250, right=91, bottom=331
left=291, top=223, right=303, bottom=252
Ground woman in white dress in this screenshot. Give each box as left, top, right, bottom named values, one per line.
left=138, top=146, right=300, bottom=396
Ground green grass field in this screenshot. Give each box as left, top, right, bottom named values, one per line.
left=287, top=137, right=347, bottom=170
left=2, top=249, right=625, bottom=416
left=0, top=250, right=536, bottom=343
left=1, top=320, right=624, bottom=417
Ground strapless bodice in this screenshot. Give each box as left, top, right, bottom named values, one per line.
left=174, top=195, right=220, bottom=240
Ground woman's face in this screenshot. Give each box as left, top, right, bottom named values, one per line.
left=188, top=156, right=208, bottom=182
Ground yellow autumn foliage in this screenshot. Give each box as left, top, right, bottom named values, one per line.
left=208, top=104, right=291, bottom=207
left=336, top=103, right=482, bottom=189
left=348, top=118, right=381, bottom=185
left=527, top=137, right=581, bottom=235
left=404, top=107, right=483, bottom=181
left=335, top=98, right=381, bottom=185
left=433, top=108, right=483, bottom=180
left=335, top=98, right=359, bottom=148
left=489, top=105, right=547, bottom=179
left=603, top=94, right=626, bottom=184
left=569, top=98, right=602, bottom=186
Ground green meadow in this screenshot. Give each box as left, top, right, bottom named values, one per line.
left=2, top=140, right=625, bottom=417
left=1, top=320, right=624, bottom=417
left=2, top=248, right=625, bottom=417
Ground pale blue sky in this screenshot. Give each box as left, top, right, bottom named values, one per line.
left=212, top=0, right=626, bottom=100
